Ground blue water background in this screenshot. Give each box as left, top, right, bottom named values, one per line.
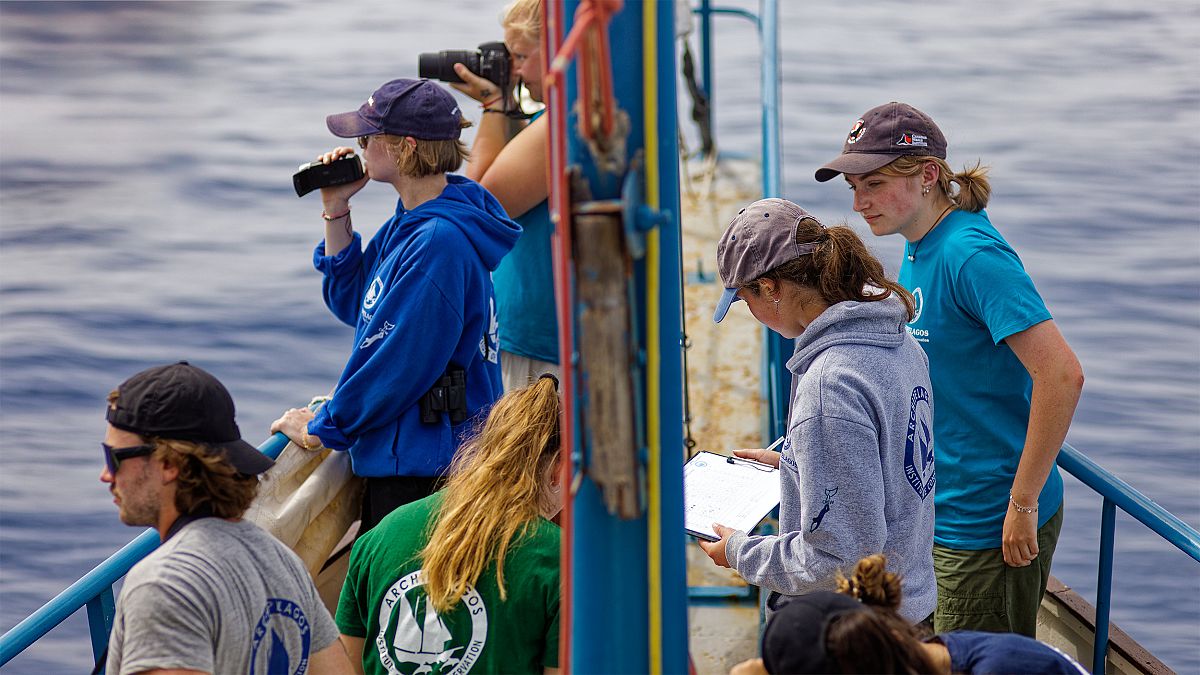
left=1, top=0, right=1196, bottom=671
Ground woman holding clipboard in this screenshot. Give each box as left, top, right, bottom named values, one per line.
left=699, top=198, right=937, bottom=623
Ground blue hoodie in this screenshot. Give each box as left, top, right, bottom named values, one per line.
left=307, top=175, right=521, bottom=478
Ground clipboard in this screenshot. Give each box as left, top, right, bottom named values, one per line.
left=683, top=450, right=782, bottom=541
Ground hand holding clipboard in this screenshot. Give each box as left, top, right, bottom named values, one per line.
left=683, top=437, right=785, bottom=547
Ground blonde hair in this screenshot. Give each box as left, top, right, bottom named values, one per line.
left=377, top=119, right=473, bottom=178
left=420, top=376, right=562, bottom=613
left=502, top=0, right=542, bottom=41
left=879, top=155, right=992, bottom=213
left=750, top=216, right=916, bottom=320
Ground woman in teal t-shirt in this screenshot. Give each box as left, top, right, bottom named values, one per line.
left=814, top=101, right=1085, bottom=636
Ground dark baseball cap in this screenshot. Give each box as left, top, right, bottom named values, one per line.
left=761, top=591, right=867, bottom=674
left=814, top=102, right=947, bottom=182
left=326, top=78, right=463, bottom=140
left=106, top=361, right=274, bottom=476
left=713, top=198, right=825, bottom=323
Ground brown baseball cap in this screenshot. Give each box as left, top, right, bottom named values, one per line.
left=814, top=102, right=947, bottom=182
left=713, top=198, right=824, bottom=323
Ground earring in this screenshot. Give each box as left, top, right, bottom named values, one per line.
left=922, top=185, right=931, bottom=195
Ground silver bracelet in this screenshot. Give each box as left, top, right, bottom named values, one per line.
left=1009, top=492, right=1038, bottom=514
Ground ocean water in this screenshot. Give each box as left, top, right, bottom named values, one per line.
left=1, top=1, right=1197, bottom=672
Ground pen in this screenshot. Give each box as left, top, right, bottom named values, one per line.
left=765, top=435, right=785, bottom=452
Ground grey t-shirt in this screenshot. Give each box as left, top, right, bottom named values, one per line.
left=107, top=518, right=339, bottom=675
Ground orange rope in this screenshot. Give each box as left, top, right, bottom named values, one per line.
left=547, top=0, right=622, bottom=142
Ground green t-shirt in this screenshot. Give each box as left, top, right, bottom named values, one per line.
left=337, top=491, right=561, bottom=674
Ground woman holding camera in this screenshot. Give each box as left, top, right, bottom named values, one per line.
left=271, top=78, right=520, bottom=534
left=452, top=0, right=558, bottom=392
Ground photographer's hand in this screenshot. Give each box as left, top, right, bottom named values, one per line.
left=451, top=63, right=513, bottom=111
left=317, top=146, right=366, bottom=257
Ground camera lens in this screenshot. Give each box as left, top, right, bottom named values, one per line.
left=418, top=50, right=478, bottom=84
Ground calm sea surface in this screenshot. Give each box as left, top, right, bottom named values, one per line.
left=1, top=1, right=1197, bottom=671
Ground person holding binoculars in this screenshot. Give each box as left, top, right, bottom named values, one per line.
left=271, top=78, right=521, bottom=535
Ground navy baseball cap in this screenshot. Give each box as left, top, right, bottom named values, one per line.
left=326, top=78, right=463, bottom=140
left=107, top=361, right=274, bottom=476
left=761, top=591, right=868, bottom=674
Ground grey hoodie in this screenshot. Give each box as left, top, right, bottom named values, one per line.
left=726, top=296, right=937, bottom=622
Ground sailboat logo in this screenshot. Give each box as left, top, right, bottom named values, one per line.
left=903, top=385, right=935, bottom=500
left=375, top=570, right=488, bottom=675
left=249, top=598, right=313, bottom=675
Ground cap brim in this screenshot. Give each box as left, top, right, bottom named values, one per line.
left=814, top=152, right=899, bottom=182
left=326, top=111, right=381, bottom=138
left=220, top=438, right=275, bottom=476
left=713, top=287, right=741, bottom=323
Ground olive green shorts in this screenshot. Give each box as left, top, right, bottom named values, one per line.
left=932, top=505, right=1063, bottom=637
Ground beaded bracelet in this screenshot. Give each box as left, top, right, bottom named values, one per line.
left=1009, top=492, right=1038, bottom=514
left=322, top=208, right=350, bottom=221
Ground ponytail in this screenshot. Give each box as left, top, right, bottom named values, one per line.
left=419, top=375, right=562, bottom=613
left=758, top=219, right=916, bottom=321
left=881, top=155, right=992, bottom=212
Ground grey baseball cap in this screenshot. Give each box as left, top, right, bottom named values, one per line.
left=814, top=102, right=947, bottom=182
left=713, top=198, right=824, bottom=323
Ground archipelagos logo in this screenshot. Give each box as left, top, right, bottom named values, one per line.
left=375, top=569, right=489, bottom=675
left=249, top=598, right=313, bottom=675
left=903, top=385, right=935, bottom=500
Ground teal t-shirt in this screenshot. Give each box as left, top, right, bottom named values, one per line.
left=898, top=209, right=1062, bottom=550
left=492, top=110, right=558, bottom=364
left=336, top=491, right=561, bottom=674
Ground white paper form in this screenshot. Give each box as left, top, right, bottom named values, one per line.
left=683, top=450, right=782, bottom=541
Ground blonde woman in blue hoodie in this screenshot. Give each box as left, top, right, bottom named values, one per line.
left=700, top=198, right=937, bottom=623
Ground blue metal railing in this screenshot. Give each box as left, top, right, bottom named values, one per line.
left=0, top=432, right=291, bottom=669
left=1056, top=442, right=1200, bottom=675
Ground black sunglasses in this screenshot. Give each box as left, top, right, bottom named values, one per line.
left=102, top=442, right=156, bottom=474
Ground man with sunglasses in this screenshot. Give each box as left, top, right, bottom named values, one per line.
left=100, top=361, right=352, bottom=675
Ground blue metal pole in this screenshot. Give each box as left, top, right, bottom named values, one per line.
left=85, top=587, right=116, bottom=665
left=563, top=1, right=649, bottom=672
left=699, top=0, right=713, bottom=102
left=653, top=1, right=689, bottom=672
left=1093, top=498, right=1116, bottom=675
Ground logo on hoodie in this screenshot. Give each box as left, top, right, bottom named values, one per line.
left=374, top=570, right=488, bottom=675
left=904, top=386, right=935, bottom=499
left=478, top=298, right=499, bottom=363
left=364, top=277, right=384, bottom=311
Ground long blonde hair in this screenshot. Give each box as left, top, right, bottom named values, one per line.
left=420, top=376, right=561, bottom=612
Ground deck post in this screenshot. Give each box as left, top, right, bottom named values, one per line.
left=1093, top=497, right=1116, bottom=675
left=85, top=587, right=116, bottom=665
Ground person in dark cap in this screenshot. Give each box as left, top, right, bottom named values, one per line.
left=100, top=361, right=352, bottom=675
left=731, top=554, right=1087, bottom=674
left=815, top=102, right=1085, bottom=637
left=271, top=78, right=521, bottom=534
left=698, top=198, right=936, bottom=625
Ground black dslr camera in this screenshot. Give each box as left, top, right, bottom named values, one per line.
left=293, top=154, right=364, bottom=198
left=419, top=41, right=511, bottom=93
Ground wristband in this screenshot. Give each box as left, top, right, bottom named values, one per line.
left=481, top=95, right=504, bottom=109
left=1009, top=492, right=1037, bottom=514
left=322, top=208, right=350, bottom=221
left=482, top=109, right=506, bottom=114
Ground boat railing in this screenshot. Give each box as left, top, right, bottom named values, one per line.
left=1057, top=442, right=1200, bottom=675
left=0, top=433, right=290, bottom=669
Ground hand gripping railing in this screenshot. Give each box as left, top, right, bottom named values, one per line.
left=1056, top=442, right=1200, bottom=675
left=0, top=432, right=291, bottom=669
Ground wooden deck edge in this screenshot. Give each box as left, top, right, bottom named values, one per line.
left=1044, top=575, right=1174, bottom=675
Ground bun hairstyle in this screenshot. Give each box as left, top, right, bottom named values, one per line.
left=824, top=555, right=938, bottom=674
left=836, top=553, right=904, bottom=611
left=756, top=218, right=916, bottom=321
